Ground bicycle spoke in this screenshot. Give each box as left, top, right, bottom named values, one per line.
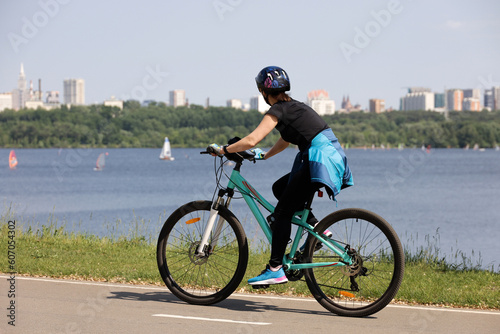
left=157, top=201, right=248, bottom=305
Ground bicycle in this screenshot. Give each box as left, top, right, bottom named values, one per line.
left=157, top=147, right=405, bottom=317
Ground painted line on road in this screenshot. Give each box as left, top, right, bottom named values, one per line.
left=1, top=275, right=170, bottom=291
left=234, top=293, right=500, bottom=316
left=3, top=276, right=499, bottom=316
left=152, top=313, right=271, bottom=325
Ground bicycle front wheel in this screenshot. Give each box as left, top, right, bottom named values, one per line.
left=304, top=208, right=404, bottom=317
left=157, top=200, right=248, bottom=305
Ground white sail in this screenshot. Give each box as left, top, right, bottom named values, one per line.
left=159, top=137, right=175, bottom=160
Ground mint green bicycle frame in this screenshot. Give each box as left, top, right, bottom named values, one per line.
left=224, top=166, right=353, bottom=270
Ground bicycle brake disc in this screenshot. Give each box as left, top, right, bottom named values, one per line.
left=341, top=252, right=363, bottom=277
left=188, top=241, right=209, bottom=265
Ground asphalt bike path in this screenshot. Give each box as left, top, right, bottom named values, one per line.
left=1, top=275, right=498, bottom=333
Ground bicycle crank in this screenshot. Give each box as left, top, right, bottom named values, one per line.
left=285, top=251, right=305, bottom=281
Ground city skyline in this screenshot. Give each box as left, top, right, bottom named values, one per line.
left=1, top=1, right=499, bottom=109
left=1, top=62, right=497, bottom=113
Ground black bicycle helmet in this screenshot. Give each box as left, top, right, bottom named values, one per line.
left=255, top=66, right=290, bottom=93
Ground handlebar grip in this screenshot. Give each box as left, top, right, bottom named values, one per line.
left=206, top=146, right=218, bottom=155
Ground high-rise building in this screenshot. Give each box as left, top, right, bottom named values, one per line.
left=493, top=87, right=500, bottom=111
left=0, top=92, right=13, bottom=112
left=369, top=99, right=385, bottom=113
left=17, top=63, right=26, bottom=91
left=307, top=90, right=335, bottom=115
left=462, top=89, right=481, bottom=111
left=12, top=63, right=28, bottom=110
left=227, top=99, right=242, bottom=109
left=169, top=89, right=186, bottom=107
left=445, top=89, right=463, bottom=111
left=463, top=88, right=481, bottom=100
left=250, top=95, right=269, bottom=113
left=400, top=92, right=435, bottom=111
left=408, top=87, right=431, bottom=94
left=484, top=89, right=493, bottom=110
left=434, top=93, right=445, bottom=108
left=63, top=79, right=85, bottom=105
left=462, top=98, right=481, bottom=111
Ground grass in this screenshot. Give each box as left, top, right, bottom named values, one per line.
left=1, top=213, right=499, bottom=310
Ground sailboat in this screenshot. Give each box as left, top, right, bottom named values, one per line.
left=159, top=137, right=175, bottom=161
left=9, top=150, right=18, bottom=169
left=94, top=152, right=108, bottom=171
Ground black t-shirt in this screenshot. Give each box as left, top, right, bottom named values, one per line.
left=265, top=99, right=329, bottom=151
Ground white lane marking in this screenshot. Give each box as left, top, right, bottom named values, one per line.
left=235, top=293, right=500, bottom=316
left=152, top=314, right=271, bottom=325
left=3, top=276, right=499, bottom=316
left=3, top=275, right=169, bottom=291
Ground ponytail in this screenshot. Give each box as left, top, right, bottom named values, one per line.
left=270, top=92, right=291, bottom=102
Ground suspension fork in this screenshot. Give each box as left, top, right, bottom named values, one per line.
left=195, top=189, right=234, bottom=256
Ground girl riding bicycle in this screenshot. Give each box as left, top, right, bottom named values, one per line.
left=212, top=66, right=353, bottom=286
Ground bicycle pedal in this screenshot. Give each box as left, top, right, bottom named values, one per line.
left=251, top=284, right=270, bottom=289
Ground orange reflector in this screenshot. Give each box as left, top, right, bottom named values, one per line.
left=339, top=291, right=355, bottom=298
left=185, top=218, right=201, bottom=225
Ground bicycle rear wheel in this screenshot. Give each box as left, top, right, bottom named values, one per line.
left=304, top=208, right=404, bottom=317
left=157, top=200, right=248, bottom=305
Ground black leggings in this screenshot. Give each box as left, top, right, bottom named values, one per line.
left=269, top=165, right=318, bottom=268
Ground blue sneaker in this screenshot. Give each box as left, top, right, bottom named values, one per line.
left=248, top=265, right=288, bottom=285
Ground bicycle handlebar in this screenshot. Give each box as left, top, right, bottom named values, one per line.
left=201, top=146, right=256, bottom=163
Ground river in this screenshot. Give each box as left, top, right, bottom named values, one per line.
left=2, top=147, right=499, bottom=270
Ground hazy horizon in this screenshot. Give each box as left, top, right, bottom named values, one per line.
left=1, top=0, right=499, bottom=109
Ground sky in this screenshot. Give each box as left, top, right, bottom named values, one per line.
left=1, top=0, right=499, bottom=109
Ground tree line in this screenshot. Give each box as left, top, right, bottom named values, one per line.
left=1, top=102, right=499, bottom=149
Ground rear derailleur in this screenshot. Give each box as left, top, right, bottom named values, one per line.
left=342, top=247, right=368, bottom=292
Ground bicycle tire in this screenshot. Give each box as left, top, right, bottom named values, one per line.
left=157, top=200, right=248, bottom=305
left=304, top=208, right=404, bottom=317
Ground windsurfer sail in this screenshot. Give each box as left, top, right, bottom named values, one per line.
left=94, top=152, right=108, bottom=171
left=9, top=150, right=18, bottom=169
left=159, top=137, right=175, bottom=160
